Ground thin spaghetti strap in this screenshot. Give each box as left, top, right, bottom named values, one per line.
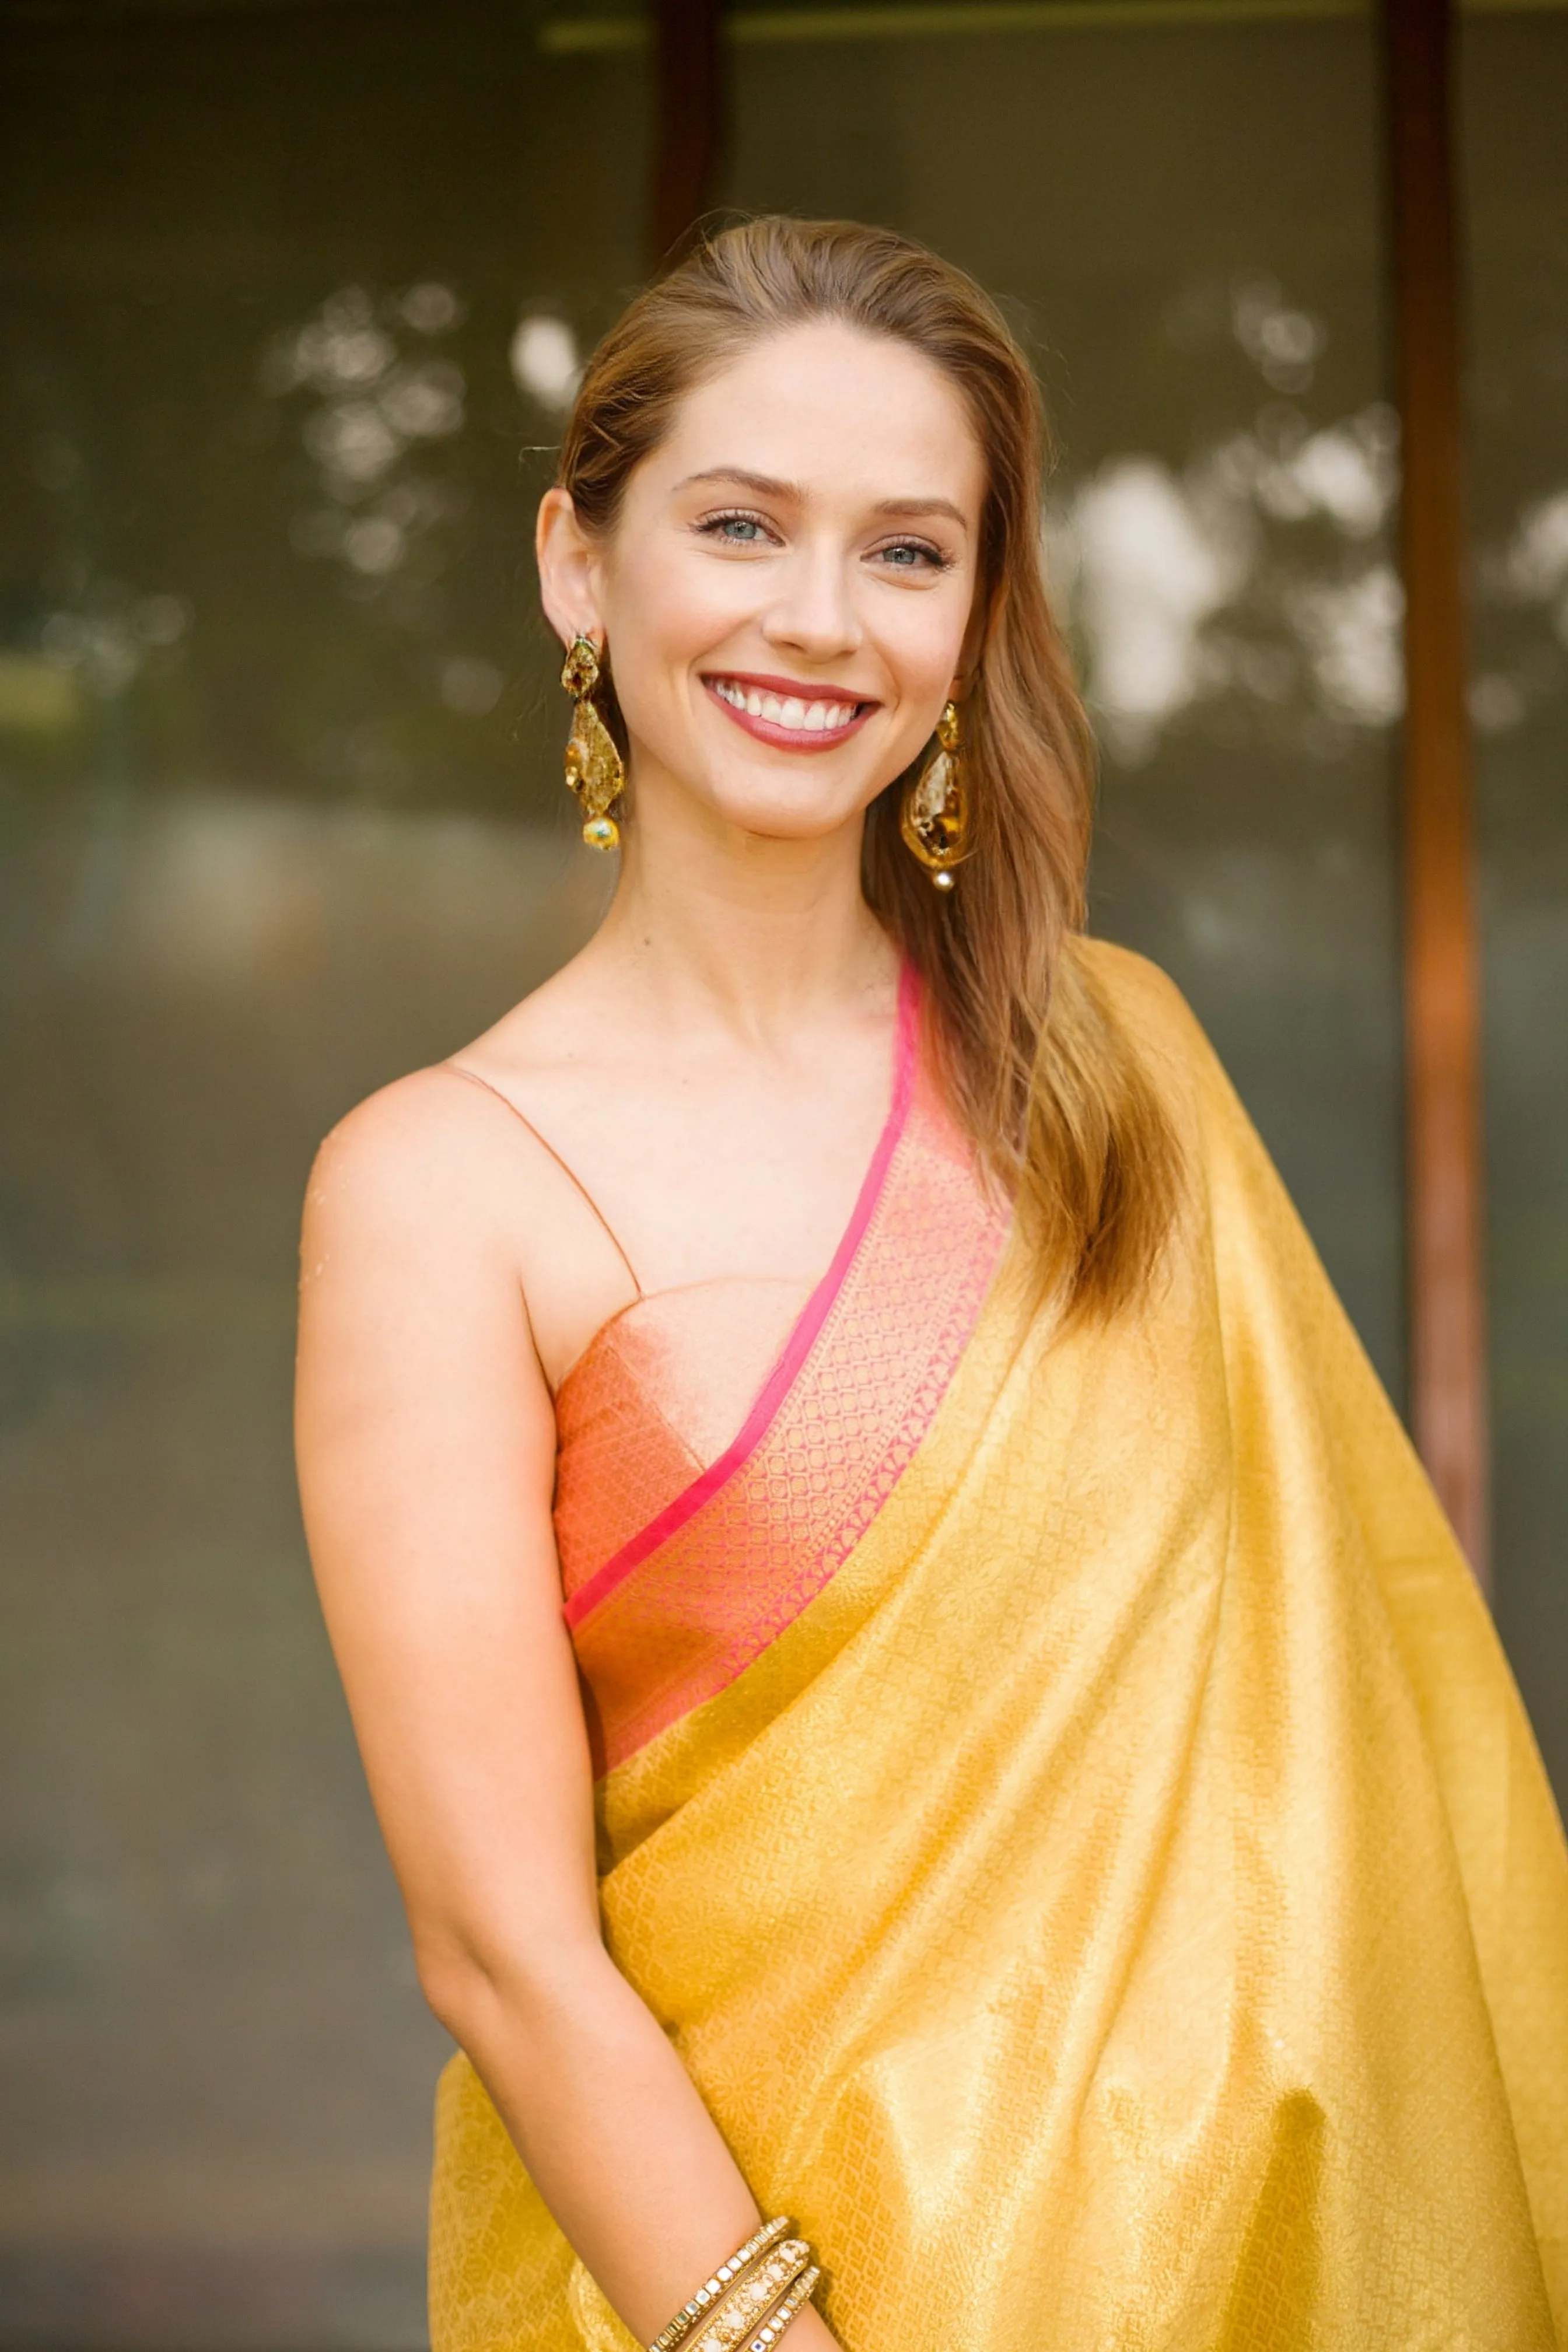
left=441, top=1062, right=643, bottom=1298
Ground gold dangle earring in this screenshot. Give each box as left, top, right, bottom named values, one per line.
left=561, top=633, right=625, bottom=851
left=900, top=700, right=969, bottom=890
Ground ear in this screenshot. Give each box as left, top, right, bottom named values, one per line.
left=536, top=488, right=604, bottom=649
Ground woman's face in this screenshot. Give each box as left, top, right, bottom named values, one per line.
left=539, top=320, right=987, bottom=849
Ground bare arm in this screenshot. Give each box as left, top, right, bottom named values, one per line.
left=295, top=1075, right=834, bottom=2346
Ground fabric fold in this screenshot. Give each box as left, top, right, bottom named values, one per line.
left=430, top=940, right=1568, bottom=2352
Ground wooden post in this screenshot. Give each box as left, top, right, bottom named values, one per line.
left=650, top=0, right=723, bottom=265
left=1381, top=0, right=1490, bottom=1584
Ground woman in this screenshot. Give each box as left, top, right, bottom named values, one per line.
left=295, top=219, right=1568, bottom=2352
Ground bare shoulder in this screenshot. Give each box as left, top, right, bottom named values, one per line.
left=296, top=1062, right=554, bottom=1449
left=304, top=1063, right=527, bottom=1257
left=299, top=947, right=640, bottom=1401
left=307, top=942, right=606, bottom=1213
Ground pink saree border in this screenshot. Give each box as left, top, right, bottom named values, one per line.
left=562, top=963, right=921, bottom=1631
left=569, top=1061, right=1012, bottom=1773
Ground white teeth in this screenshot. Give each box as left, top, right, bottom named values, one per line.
left=710, top=680, right=861, bottom=730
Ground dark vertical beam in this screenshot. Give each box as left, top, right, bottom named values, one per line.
left=1382, top=0, right=1490, bottom=1583
left=650, top=0, right=723, bottom=266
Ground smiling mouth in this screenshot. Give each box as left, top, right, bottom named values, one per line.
left=703, top=673, right=876, bottom=748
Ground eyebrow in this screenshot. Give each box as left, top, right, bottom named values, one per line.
left=675, top=467, right=971, bottom=530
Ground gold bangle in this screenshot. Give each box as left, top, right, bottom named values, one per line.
left=687, top=2242, right=811, bottom=2352
left=742, top=2262, right=821, bottom=2351
left=648, top=2218, right=792, bottom=2352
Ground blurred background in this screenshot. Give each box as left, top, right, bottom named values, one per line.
left=0, top=0, right=1564, bottom=2343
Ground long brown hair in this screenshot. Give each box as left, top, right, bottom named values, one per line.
left=557, top=216, right=1180, bottom=1321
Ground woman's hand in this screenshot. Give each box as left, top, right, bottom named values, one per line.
left=295, top=1069, right=799, bottom=2342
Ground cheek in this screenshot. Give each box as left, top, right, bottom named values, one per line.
left=613, top=540, right=744, bottom=668
left=883, top=584, right=972, bottom=699
left=599, top=579, right=739, bottom=781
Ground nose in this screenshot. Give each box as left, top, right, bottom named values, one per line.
left=760, top=538, right=863, bottom=665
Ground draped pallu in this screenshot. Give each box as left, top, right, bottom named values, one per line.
left=430, top=943, right=1568, bottom=2351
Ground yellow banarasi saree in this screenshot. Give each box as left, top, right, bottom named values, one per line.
left=430, top=942, right=1568, bottom=2351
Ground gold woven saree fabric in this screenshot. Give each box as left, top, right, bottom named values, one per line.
left=430, top=944, right=1568, bottom=2351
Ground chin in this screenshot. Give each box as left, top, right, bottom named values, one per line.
left=706, top=780, right=870, bottom=847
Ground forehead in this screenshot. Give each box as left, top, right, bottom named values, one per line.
left=648, top=320, right=985, bottom=515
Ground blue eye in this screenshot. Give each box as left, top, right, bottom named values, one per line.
left=698, top=510, right=776, bottom=546
left=876, top=540, right=949, bottom=571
